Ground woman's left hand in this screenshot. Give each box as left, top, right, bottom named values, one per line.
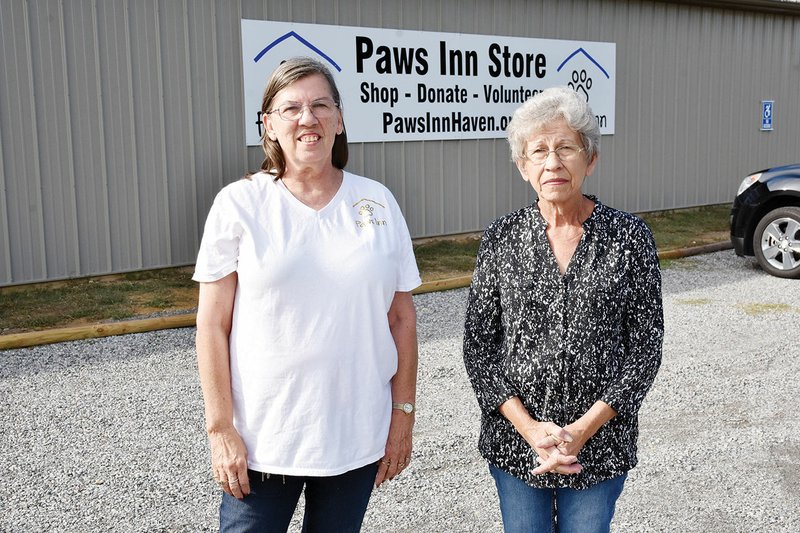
left=533, top=401, right=618, bottom=475
left=375, top=410, right=414, bottom=487
left=532, top=423, right=588, bottom=475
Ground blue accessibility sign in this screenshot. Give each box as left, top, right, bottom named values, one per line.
left=761, top=100, right=774, bottom=131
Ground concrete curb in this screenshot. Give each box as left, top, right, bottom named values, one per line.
left=0, top=241, right=733, bottom=350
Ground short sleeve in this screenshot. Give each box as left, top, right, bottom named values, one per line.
left=192, top=190, right=243, bottom=282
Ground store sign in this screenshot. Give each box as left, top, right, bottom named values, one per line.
left=242, top=20, right=616, bottom=144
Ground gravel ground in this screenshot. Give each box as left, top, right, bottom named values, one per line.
left=1, top=250, right=798, bottom=532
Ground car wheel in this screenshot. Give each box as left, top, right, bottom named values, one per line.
left=752, top=206, right=800, bottom=279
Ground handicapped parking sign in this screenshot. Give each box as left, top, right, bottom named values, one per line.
left=761, top=100, right=774, bottom=131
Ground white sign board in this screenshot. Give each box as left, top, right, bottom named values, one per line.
left=242, top=20, right=616, bottom=144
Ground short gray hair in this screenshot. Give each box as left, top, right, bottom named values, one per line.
left=506, top=87, right=600, bottom=164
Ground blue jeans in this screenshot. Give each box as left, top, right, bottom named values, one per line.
left=220, top=462, right=378, bottom=533
left=489, top=464, right=627, bottom=533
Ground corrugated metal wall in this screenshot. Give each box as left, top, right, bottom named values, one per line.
left=1, top=0, right=799, bottom=285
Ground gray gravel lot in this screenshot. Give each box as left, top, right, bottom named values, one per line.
left=1, top=250, right=799, bottom=532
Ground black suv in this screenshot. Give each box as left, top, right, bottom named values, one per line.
left=730, top=163, right=800, bottom=279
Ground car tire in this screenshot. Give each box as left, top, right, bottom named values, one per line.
left=752, top=206, right=800, bottom=279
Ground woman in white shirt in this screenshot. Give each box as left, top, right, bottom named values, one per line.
left=193, top=57, right=421, bottom=532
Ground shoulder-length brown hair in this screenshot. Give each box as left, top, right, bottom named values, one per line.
left=258, top=57, right=348, bottom=178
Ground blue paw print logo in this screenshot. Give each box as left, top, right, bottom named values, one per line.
left=569, top=70, right=592, bottom=101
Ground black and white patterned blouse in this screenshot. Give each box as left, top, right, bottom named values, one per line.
left=463, top=196, right=664, bottom=490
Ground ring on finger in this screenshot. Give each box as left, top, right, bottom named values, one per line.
left=398, top=462, right=405, bottom=468
left=381, top=459, right=391, bottom=466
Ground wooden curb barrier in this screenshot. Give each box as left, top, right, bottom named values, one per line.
left=0, top=313, right=198, bottom=351
left=0, top=241, right=733, bottom=351
left=656, top=241, right=733, bottom=259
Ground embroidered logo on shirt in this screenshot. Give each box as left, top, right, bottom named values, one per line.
left=353, top=198, right=388, bottom=228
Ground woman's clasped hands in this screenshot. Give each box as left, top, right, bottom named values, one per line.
left=528, top=421, right=585, bottom=476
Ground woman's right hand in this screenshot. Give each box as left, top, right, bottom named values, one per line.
left=209, top=427, right=250, bottom=499
left=522, top=420, right=582, bottom=476
left=499, top=397, right=582, bottom=476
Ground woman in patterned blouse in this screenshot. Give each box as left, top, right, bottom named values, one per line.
left=463, top=87, right=663, bottom=533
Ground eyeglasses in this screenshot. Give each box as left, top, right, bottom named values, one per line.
left=267, top=99, right=340, bottom=121
left=525, top=145, right=585, bottom=165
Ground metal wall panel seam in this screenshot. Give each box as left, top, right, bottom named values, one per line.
left=667, top=5, right=680, bottom=210
left=0, top=89, right=9, bottom=283
left=234, top=0, right=248, bottom=177
left=774, top=16, right=787, bottom=160
left=684, top=7, right=699, bottom=206
left=209, top=3, right=224, bottom=199
left=122, top=0, right=144, bottom=268
left=439, top=141, right=445, bottom=234
left=745, top=14, right=759, bottom=168
left=0, top=4, right=14, bottom=282
left=458, top=142, right=463, bottom=230
left=381, top=141, right=387, bottom=187
left=400, top=142, right=407, bottom=216
left=57, top=0, right=81, bottom=276
left=623, top=1, right=637, bottom=209
left=777, top=17, right=794, bottom=160
left=776, top=17, right=793, bottom=158
left=182, top=0, right=200, bottom=244
left=730, top=11, right=745, bottom=179
left=492, top=139, right=498, bottom=223
left=153, top=0, right=172, bottom=260
left=22, top=0, right=48, bottom=280
left=777, top=18, right=793, bottom=171
left=704, top=9, right=718, bottom=204
left=645, top=1, right=659, bottom=211
left=420, top=140, right=426, bottom=233
left=235, top=1, right=249, bottom=174
left=91, top=0, right=113, bottom=272
left=794, top=18, right=800, bottom=68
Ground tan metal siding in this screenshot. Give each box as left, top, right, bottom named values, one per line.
left=1, top=0, right=799, bottom=285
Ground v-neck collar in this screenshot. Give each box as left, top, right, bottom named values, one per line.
left=275, top=171, right=349, bottom=217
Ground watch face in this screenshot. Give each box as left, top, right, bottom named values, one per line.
left=403, top=403, right=413, bottom=413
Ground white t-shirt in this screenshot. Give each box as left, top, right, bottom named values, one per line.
left=193, top=171, right=421, bottom=476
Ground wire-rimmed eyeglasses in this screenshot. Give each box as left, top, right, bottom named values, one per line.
left=525, top=145, right=585, bottom=165
left=266, top=99, right=340, bottom=121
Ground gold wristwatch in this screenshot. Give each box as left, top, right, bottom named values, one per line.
left=392, top=402, right=416, bottom=414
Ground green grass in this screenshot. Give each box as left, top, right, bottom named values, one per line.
left=0, top=282, right=137, bottom=330
left=0, top=268, right=197, bottom=334
left=413, top=237, right=481, bottom=282
left=640, top=204, right=729, bottom=251
left=0, top=204, right=731, bottom=334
